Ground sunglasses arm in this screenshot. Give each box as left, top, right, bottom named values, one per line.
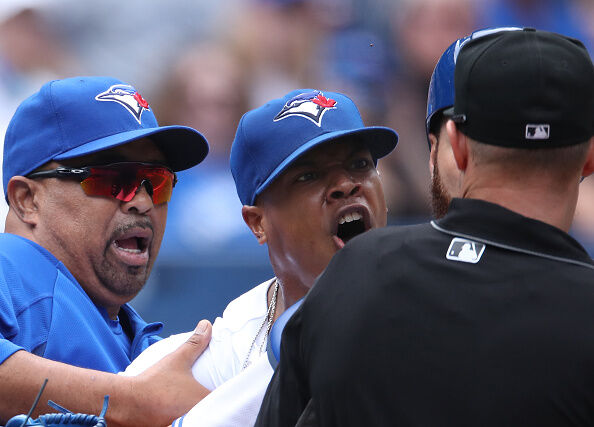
left=27, top=167, right=91, bottom=181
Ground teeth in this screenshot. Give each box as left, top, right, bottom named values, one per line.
left=114, top=240, right=144, bottom=253
left=338, top=211, right=362, bottom=224
left=120, top=248, right=141, bottom=253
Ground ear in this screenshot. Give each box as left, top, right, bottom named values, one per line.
left=428, top=133, right=438, bottom=178
left=6, top=176, right=40, bottom=226
left=242, top=205, right=267, bottom=244
left=580, top=137, right=594, bottom=178
left=446, top=120, right=469, bottom=172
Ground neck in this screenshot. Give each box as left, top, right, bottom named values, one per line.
left=4, top=210, right=33, bottom=239
left=462, top=176, right=579, bottom=232
left=270, top=274, right=309, bottom=321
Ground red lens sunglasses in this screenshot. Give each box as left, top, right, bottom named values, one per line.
left=27, top=162, right=177, bottom=205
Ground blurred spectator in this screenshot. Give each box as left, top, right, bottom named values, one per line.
left=476, top=0, right=591, bottom=51
left=151, top=40, right=255, bottom=256
left=154, top=43, right=248, bottom=159
left=228, top=0, right=329, bottom=108
left=312, top=26, right=393, bottom=125
left=381, top=0, right=477, bottom=222
left=574, top=0, right=594, bottom=54
left=43, top=0, right=245, bottom=99
left=0, top=1, right=80, bottom=230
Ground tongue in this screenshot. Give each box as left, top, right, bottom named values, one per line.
left=116, top=237, right=139, bottom=250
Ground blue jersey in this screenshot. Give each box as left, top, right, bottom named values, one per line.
left=0, top=233, right=162, bottom=372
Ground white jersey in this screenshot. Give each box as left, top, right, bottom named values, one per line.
left=122, top=278, right=275, bottom=391
left=172, top=356, right=274, bottom=427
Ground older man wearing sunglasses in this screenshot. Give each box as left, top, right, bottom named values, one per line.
left=0, top=77, right=213, bottom=425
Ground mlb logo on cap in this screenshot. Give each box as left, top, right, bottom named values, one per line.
left=525, top=124, right=550, bottom=140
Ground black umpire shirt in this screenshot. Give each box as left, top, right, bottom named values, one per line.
left=256, top=198, right=594, bottom=427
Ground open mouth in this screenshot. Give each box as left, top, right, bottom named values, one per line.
left=334, top=208, right=371, bottom=247
left=114, top=236, right=149, bottom=253
left=111, top=227, right=152, bottom=266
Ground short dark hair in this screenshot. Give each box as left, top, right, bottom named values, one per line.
left=468, top=137, right=592, bottom=178
left=428, top=111, right=448, bottom=139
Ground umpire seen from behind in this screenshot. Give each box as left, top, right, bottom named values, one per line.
left=256, top=28, right=594, bottom=426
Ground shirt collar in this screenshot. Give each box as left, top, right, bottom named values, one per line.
left=433, top=198, right=593, bottom=267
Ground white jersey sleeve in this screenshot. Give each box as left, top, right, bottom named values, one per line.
left=171, top=356, right=274, bottom=427
left=121, top=278, right=274, bottom=390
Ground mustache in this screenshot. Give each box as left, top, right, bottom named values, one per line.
left=109, top=220, right=154, bottom=244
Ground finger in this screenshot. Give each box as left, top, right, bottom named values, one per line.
left=178, top=319, right=212, bottom=365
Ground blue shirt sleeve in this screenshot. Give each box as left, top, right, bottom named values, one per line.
left=0, top=237, right=55, bottom=365
left=0, top=258, right=28, bottom=364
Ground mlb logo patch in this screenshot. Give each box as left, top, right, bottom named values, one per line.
left=525, top=124, right=550, bottom=140
left=446, top=238, right=485, bottom=264
left=273, top=90, right=337, bottom=127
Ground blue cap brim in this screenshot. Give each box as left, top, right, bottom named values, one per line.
left=53, top=125, right=209, bottom=171
left=252, top=126, right=397, bottom=203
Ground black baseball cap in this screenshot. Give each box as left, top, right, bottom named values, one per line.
left=445, top=28, right=594, bottom=148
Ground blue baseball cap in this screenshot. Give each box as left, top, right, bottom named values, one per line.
left=3, top=76, right=209, bottom=197
left=230, top=89, right=398, bottom=205
left=425, top=27, right=522, bottom=147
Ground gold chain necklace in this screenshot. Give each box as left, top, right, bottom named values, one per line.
left=242, top=279, right=280, bottom=370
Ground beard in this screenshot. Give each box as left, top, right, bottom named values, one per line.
left=95, top=256, right=152, bottom=298
left=96, top=220, right=156, bottom=299
left=430, top=158, right=452, bottom=219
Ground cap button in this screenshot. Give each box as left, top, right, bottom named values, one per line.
left=523, top=27, right=536, bottom=32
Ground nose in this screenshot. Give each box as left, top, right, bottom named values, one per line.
left=121, top=181, right=154, bottom=215
left=326, top=169, right=360, bottom=202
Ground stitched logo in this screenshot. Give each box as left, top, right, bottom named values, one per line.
left=525, top=124, right=550, bottom=140
left=446, top=237, right=486, bottom=263
left=95, top=84, right=150, bottom=124
left=273, top=90, right=337, bottom=127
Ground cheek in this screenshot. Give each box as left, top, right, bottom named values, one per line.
left=268, top=205, right=320, bottom=251
left=366, top=177, right=388, bottom=226
left=152, top=205, right=168, bottom=244
left=45, top=189, right=90, bottom=229
left=67, top=203, right=112, bottom=240
left=438, top=148, right=461, bottom=194
left=41, top=197, right=109, bottom=261
left=48, top=183, right=119, bottom=232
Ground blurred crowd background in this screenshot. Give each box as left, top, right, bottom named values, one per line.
left=0, top=0, right=593, bottom=335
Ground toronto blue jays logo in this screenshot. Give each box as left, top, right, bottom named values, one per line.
left=273, top=90, right=337, bottom=127
left=95, top=84, right=150, bottom=124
